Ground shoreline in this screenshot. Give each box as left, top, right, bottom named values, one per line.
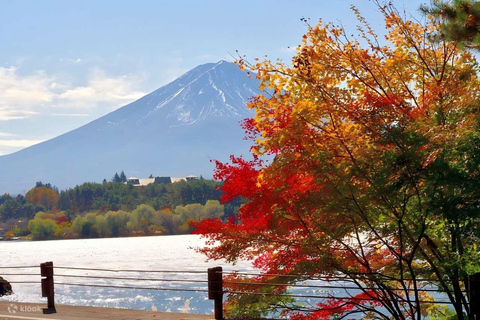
left=0, top=233, right=201, bottom=243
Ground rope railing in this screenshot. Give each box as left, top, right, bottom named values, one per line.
left=53, top=266, right=207, bottom=274
left=54, top=274, right=208, bottom=283
left=221, top=270, right=468, bottom=282
left=0, top=273, right=41, bottom=276
left=223, top=290, right=456, bottom=304
left=2, top=262, right=478, bottom=319
left=34, top=264, right=470, bottom=283
left=55, top=282, right=209, bottom=293
left=0, top=265, right=38, bottom=269
left=223, top=280, right=468, bottom=293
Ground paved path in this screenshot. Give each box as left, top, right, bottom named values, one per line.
left=0, top=302, right=212, bottom=320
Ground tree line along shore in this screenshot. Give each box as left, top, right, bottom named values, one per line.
left=0, top=176, right=242, bottom=240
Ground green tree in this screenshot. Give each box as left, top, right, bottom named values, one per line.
left=95, top=215, right=109, bottom=237
left=72, top=213, right=98, bottom=238
left=424, top=0, right=480, bottom=49
left=175, top=201, right=223, bottom=223
left=175, top=203, right=203, bottom=222
left=153, top=209, right=180, bottom=234
left=105, top=210, right=129, bottom=236
left=18, top=203, right=35, bottom=219
left=112, top=172, right=121, bottom=183
left=128, top=204, right=155, bottom=233
left=28, top=216, right=58, bottom=240
left=120, top=170, right=127, bottom=183
left=0, top=199, right=19, bottom=221
left=202, top=200, right=224, bottom=219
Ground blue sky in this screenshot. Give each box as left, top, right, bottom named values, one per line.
left=0, top=0, right=426, bottom=155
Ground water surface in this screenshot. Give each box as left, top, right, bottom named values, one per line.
left=0, top=235, right=254, bottom=314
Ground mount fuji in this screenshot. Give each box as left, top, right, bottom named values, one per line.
left=0, top=61, right=263, bottom=194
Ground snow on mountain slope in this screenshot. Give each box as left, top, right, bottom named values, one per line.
left=90, top=60, right=258, bottom=130
left=0, top=61, right=263, bottom=194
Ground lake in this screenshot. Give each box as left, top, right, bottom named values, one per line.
left=0, top=235, right=255, bottom=314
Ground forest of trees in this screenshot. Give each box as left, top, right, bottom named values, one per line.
left=0, top=176, right=242, bottom=241
left=56, top=177, right=226, bottom=213
left=0, top=181, right=57, bottom=221
left=26, top=201, right=225, bottom=240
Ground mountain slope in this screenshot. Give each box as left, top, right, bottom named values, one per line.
left=0, top=61, right=262, bottom=194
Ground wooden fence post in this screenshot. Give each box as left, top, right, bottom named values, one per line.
left=208, top=266, right=223, bottom=320
left=40, top=262, right=56, bottom=314
left=469, top=273, right=480, bottom=319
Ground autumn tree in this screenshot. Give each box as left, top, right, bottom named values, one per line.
left=25, top=186, right=58, bottom=211
left=194, top=3, right=480, bottom=319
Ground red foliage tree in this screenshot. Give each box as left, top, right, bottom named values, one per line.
left=194, top=3, right=480, bottom=319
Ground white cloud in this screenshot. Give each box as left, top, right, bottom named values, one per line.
left=0, top=67, right=55, bottom=119
left=0, top=132, right=16, bottom=137
left=0, top=138, right=44, bottom=155
left=58, top=69, right=145, bottom=107
left=0, top=66, right=147, bottom=119
left=0, top=109, right=39, bottom=121
left=0, top=66, right=149, bottom=155
left=0, top=139, right=43, bottom=148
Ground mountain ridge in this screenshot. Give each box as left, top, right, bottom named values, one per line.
left=0, top=61, right=261, bottom=194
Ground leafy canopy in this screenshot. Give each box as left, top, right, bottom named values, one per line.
left=424, top=0, right=480, bottom=49
left=195, top=3, right=480, bottom=319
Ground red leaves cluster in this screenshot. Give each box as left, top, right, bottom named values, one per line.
left=290, top=291, right=382, bottom=319
left=212, top=155, right=262, bottom=203
left=196, top=150, right=329, bottom=273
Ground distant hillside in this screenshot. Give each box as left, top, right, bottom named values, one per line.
left=0, top=61, right=262, bottom=194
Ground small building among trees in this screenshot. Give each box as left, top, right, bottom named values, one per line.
left=127, top=175, right=198, bottom=186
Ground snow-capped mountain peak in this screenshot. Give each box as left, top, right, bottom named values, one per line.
left=0, top=61, right=262, bottom=194
left=98, top=61, right=261, bottom=129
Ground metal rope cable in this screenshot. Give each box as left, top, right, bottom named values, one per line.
left=6, top=280, right=460, bottom=304
left=0, top=266, right=38, bottom=269
left=0, top=273, right=40, bottom=276
left=55, top=282, right=209, bottom=293
left=221, top=271, right=467, bottom=282
left=35, top=266, right=469, bottom=282
left=55, top=274, right=208, bottom=283
left=223, top=281, right=467, bottom=293
left=54, top=266, right=207, bottom=274
left=224, top=290, right=456, bottom=304
left=1, top=265, right=468, bottom=297
left=6, top=273, right=463, bottom=293
left=2, top=269, right=461, bottom=307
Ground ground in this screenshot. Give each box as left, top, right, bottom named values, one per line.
left=0, top=301, right=212, bottom=320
